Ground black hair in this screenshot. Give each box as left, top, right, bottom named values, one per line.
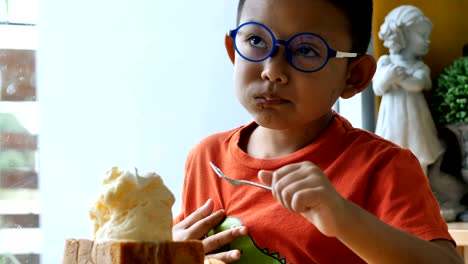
left=236, top=0, right=373, bottom=54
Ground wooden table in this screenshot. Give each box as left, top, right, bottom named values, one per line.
left=448, top=222, right=468, bottom=262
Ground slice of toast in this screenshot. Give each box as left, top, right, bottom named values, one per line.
left=63, top=239, right=204, bottom=264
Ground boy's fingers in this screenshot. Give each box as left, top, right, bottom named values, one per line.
left=189, top=209, right=226, bottom=239
left=176, top=199, right=214, bottom=229
left=205, top=250, right=241, bottom=263
left=274, top=162, right=304, bottom=178
left=258, top=170, right=273, bottom=185
left=203, top=226, right=248, bottom=253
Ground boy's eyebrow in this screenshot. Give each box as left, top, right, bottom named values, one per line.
left=235, top=18, right=257, bottom=27
left=234, top=20, right=327, bottom=36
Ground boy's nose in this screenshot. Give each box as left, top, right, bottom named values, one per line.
left=261, top=46, right=289, bottom=84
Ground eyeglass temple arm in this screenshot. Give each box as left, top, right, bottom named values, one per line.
left=228, top=30, right=236, bottom=38
left=335, top=51, right=358, bottom=58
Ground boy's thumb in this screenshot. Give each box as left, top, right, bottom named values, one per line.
left=258, top=170, right=274, bottom=185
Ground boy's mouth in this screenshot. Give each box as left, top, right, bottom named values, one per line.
left=254, top=96, right=289, bottom=105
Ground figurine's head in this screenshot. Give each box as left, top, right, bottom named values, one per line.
left=378, top=5, right=432, bottom=57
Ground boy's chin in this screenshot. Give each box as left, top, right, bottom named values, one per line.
left=251, top=114, right=295, bottom=130
left=252, top=110, right=334, bottom=131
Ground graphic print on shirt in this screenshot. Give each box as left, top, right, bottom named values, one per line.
left=207, top=217, right=287, bottom=264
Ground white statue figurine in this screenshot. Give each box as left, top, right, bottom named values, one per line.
left=373, top=5, right=444, bottom=175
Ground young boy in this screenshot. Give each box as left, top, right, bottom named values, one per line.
left=173, top=0, right=462, bottom=263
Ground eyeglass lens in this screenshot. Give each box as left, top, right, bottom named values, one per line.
left=234, top=23, right=330, bottom=72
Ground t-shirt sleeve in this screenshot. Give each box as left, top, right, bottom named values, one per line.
left=365, top=148, right=454, bottom=244
left=173, top=138, right=223, bottom=225
left=173, top=148, right=196, bottom=225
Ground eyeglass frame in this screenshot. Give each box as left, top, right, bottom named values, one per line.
left=228, top=21, right=359, bottom=73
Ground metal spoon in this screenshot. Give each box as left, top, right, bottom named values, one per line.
left=209, top=161, right=272, bottom=191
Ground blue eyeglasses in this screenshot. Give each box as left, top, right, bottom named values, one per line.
left=229, top=21, right=358, bottom=73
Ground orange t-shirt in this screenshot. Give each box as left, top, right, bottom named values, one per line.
left=175, top=114, right=453, bottom=264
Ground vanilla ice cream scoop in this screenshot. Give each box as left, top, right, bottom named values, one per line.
left=89, top=167, right=175, bottom=242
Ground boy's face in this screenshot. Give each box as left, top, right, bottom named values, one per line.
left=230, top=0, right=356, bottom=130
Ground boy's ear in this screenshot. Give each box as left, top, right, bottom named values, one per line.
left=225, top=34, right=235, bottom=64
left=341, top=55, right=376, bottom=99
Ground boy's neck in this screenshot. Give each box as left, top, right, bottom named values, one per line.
left=244, top=111, right=334, bottom=159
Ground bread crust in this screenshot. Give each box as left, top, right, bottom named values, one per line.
left=62, top=239, right=204, bottom=264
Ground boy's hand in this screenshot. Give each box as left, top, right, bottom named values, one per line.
left=258, top=161, right=348, bottom=237
left=173, top=199, right=248, bottom=263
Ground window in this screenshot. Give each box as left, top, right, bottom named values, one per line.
left=0, top=1, right=38, bottom=263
